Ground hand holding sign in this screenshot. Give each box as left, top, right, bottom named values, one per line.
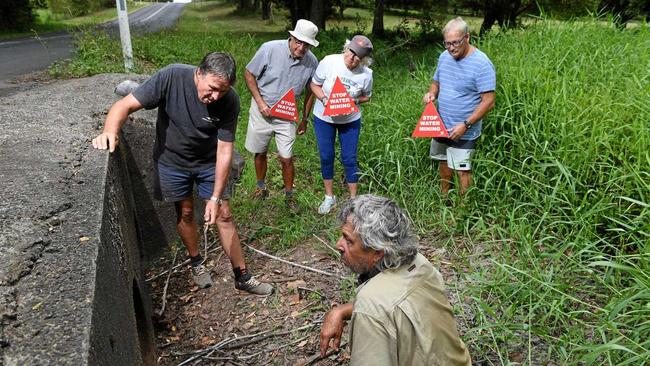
left=412, top=101, right=449, bottom=138
left=323, top=77, right=359, bottom=117
left=270, top=88, right=298, bottom=123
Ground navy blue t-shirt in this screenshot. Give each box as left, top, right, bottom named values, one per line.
left=132, top=64, right=240, bottom=172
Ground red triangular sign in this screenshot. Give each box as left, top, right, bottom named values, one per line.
left=412, top=102, right=449, bottom=138
left=270, top=88, right=298, bottom=122
left=323, top=77, right=359, bottom=116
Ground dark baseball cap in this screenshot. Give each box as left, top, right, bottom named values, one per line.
left=348, top=35, right=373, bottom=58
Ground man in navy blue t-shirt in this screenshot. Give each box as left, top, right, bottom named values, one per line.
left=92, top=52, right=272, bottom=295
left=423, top=17, right=496, bottom=196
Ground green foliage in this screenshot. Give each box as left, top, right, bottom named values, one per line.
left=0, top=0, right=34, bottom=30
left=56, top=2, right=649, bottom=362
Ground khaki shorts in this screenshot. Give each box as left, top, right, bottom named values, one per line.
left=429, top=138, right=476, bottom=171
left=245, top=99, right=297, bottom=158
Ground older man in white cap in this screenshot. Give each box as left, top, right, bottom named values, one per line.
left=244, top=19, right=319, bottom=212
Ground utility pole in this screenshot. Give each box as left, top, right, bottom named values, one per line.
left=115, top=0, right=134, bottom=71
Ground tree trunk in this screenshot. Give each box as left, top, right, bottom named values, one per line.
left=262, top=0, right=272, bottom=20
left=372, top=0, right=385, bottom=37
left=310, top=0, right=326, bottom=31
left=238, top=0, right=253, bottom=12
left=287, top=0, right=311, bottom=27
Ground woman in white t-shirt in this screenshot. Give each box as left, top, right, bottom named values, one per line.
left=310, top=35, right=374, bottom=214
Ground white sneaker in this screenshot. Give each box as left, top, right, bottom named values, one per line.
left=318, top=196, right=337, bottom=215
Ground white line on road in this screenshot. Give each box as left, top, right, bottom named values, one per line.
left=0, top=34, right=70, bottom=47
left=140, top=3, right=171, bottom=23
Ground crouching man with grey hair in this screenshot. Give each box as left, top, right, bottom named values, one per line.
left=319, top=194, right=471, bottom=365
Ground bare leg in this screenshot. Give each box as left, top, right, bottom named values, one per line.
left=174, top=198, right=199, bottom=257
left=347, top=183, right=358, bottom=198
left=324, top=179, right=334, bottom=196
left=213, top=200, right=246, bottom=269
left=254, top=153, right=268, bottom=182
left=438, top=161, right=453, bottom=195
left=279, top=156, right=294, bottom=192
left=457, top=170, right=472, bottom=195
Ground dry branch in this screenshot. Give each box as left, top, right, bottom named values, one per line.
left=157, top=248, right=178, bottom=317
left=242, top=243, right=346, bottom=280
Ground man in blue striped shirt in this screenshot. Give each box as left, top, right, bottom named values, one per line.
left=423, top=17, right=496, bottom=196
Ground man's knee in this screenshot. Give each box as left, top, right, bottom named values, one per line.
left=216, top=213, right=234, bottom=225
left=177, top=206, right=194, bottom=224
left=278, top=156, right=293, bottom=167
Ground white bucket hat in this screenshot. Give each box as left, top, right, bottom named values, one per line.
left=288, top=19, right=319, bottom=47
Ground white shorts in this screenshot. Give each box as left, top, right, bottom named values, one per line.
left=429, top=138, right=476, bottom=171
left=244, top=99, right=296, bottom=158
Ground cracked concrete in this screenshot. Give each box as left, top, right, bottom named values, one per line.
left=0, top=74, right=156, bottom=365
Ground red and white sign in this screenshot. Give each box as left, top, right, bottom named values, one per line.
left=412, top=101, right=449, bottom=138
left=323, top=77, right=359, bottom=116
left=270, top=88, right=298, bottom=122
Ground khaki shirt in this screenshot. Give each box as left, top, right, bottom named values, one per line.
left=349, top=253, right=471, bottom=366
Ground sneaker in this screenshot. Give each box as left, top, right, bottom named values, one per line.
left=318, top=196, right=337, bottom=215
left=252, top=187, right=269, bottom=200
left=285, top=195, right=300, bottom=214
left=235, top=276, right=274, bottom=296
left=191, top=264, right=213, bottom=288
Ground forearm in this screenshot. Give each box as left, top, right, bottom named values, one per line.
left=333, top=302, right=354, bottom=321
left=466, top=92, right=495, bottom=124
left=303, top=87, right=315, bottom=121
left=212, top=141, right=233, bottom=198
left=310, top=82, right=327, bottom=102
left=428, top=81, right=440, bottom=99
left=357, top=95, right=370, bottom=104
left=244, top=69, right=266, bottom=107
left=103, top=96, right=139, bottom=134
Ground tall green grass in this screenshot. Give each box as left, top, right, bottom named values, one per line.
left=57, top=2, right=649, bottom=363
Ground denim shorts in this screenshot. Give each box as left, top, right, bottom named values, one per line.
left=153, top=161, right=233, bottom=202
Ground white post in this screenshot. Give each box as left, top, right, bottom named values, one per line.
left=115, top=0, right=133, bottom=71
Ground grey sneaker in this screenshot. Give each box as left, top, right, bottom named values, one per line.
left=318, top=196, right=337, bottom=214
left=191, top=264, right=213, bottom=288
left=235, top=276, right=274, bottom=296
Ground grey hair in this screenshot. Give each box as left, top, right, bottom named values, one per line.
left=443, top=16, right=469, bottom=36
left=337, top=194, right=418, bottom=271
left=198, top=51, right=237, bottom=85
left=343, top=39, right=373, bottom=67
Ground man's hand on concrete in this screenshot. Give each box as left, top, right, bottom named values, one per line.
left=297, top=119, right=308, bottom=135
left=204, top=200, right=224, bottom=225
left=319, top=306, right=347, bottom=357
left=422, top=92, right=436, bottom=104
left=448, top=123, right=467, bottom=141
left=92, top=132, right=119, bottom=152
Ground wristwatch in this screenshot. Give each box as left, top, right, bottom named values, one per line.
left=463, top=120, right=473, bottom=129
left=209, top=196, right=223, bottom=205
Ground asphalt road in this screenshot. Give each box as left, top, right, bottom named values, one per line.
left=0, top=2, right=186, bottom=96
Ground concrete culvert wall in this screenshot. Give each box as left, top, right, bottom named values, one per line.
left=0, top=74, right=159, bottom=365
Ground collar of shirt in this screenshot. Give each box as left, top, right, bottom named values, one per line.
left=286, top=39, right=302, bottom=65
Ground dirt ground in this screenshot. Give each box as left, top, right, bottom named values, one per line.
left=145, top=230, right=464, bottom=366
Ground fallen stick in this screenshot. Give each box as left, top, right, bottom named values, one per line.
left=312, top=234, right=340, bottom=258
left=146, top=244, right=222, bottom=283
left=301, top=342, right=348, bottom=366
left=176, top=321, right=322, bottom=366
left=204, top=335, right=311, bottom=361
left=157, top=248, right=178, bottom=317
left=242, top=243, right=346, bottom=280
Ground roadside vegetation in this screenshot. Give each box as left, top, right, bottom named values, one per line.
left=54, top=0, right=648, bottom=364
left=0, top=0, right=148, bottom=39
